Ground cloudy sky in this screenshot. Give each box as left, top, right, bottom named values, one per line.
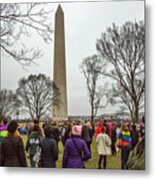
left=1, top=0, right=144, bottom=117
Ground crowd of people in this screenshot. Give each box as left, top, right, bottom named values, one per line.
left=0, top=116, right=145, bottom=170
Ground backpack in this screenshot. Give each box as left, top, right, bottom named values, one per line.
left=33, top=146, right=41, bottom=163
left=27, top=133, right=41, bottom=156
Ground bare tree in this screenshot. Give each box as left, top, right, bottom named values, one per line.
left=0, top=89, right=17, bottom=117
left=80, top=55, right=108, bottom=123
left=0, top=3, right=53, bottom=66
left=16, top=74, right=60, bottom=120
left=96, top=21, right=145, bottom=123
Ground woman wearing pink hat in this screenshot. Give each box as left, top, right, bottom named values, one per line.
left=62, top=125, right=91, bottom=168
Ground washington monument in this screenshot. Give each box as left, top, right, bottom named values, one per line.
left=53, top=5, right=68, bottom=120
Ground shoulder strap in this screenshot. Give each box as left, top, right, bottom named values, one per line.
left=71, top=139, right=81, bottom=157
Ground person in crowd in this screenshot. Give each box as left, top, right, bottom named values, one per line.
left=90, top=121, right=95, bottom=136
left=61, top=122, right=72, bottom=146
left=111, top=123, right=117, bottom=156
left=75, top=120, right=81, bottom=125
left=116, top=122, right=121, bottom=138
left=96, top=127, right=111, bottom=169
left=140, top=119, right=145, bottom=138
left=50, top=122, right=60, bottom=145
left=126, top=136, right=145, bottom=170
left=40, top=126, right=58, bottom=168
left=42, top=121, right=49, bottom=131
left=120, top=120, right=124, bottom=127
left=62, top=125, right=91, bottom=168
left=103, top=120, right=108, bottom=130
left=0, top=118, right=8, bottom=145
left=107, top=121, right=112, bottom=140
left=81, top=121, right=92, bottom=153
left=26, top=125, right=43, bottom=167
left=88, top=121, right=94, bottom=154
left=118, top=124, right=132, bottom=169
left=130, top=124, right=139, bottom=149
left=95, top=120, right=103, bottom=138
left=18, top=124, right=28, bottom=135
left=28, top=119, right=42, bottom=136
left=0, top=117, right=8, bottom=165
left=0, top=120, right=27, bottom=167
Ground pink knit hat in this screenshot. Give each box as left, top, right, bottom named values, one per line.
left=108, top=121, right=112, bottom=126
left=71, top=125, right=82, bottom=136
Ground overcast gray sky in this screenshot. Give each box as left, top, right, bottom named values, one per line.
left=1, top=0, right=144, bottom=117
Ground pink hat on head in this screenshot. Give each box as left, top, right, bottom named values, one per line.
left=108, top=121, right=112, bottom=126
left=71, top=125, right=82, bottom=136
left=86, top=121, right=91, bottom=127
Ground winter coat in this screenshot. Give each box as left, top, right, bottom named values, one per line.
left=61, top=125, right=71, bottom=146
left=0, top=125, right=8, bottom=145
left=62, top=137, right=91, bottom=168
left=130, top=130, right=139, bottom=149
left=51, top=127, right=60, bottom=143
left=107, top=127, right=117, bottom=143
left=118, top=130, right=132, bottom=148
left=96, top=133, right=111, bottom=156
left=95, top=126, right=102, bottom=138
left=81, top=126, right=91, bottom=143
left=0, top=135, right=27, bottom=167
left=40, top=137, right=58, bottom=168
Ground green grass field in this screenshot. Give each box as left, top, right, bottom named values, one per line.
left=22, top=135, right=121, bottom=169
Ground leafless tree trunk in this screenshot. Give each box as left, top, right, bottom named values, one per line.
left=80, top=55, right=108, bottom=123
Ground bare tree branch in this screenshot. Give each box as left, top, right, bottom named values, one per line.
left=0, top=3, right=53, bottom=65
left=96, top=21, right=145, bottom=122
left=16, top=74, right=60, bottom=120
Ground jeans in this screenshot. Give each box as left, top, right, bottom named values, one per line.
left=30, top=155, right=36, bottom=167
left=121, top=145, right=131, bottom=169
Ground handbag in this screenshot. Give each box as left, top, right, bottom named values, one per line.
left=33, top=146, right=41, bottom=163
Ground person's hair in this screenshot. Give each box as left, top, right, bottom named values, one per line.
left=142, top=116, right=145, bottom=124
left=121, top=124, right=129, bottom=132
left=32, top=124, right=42, bottom=135
left=33, top=119, right=39, bottom=124
left=132, top=124, right=137, bottom=131
left=71, top=134, right=80, bottom=138
left=3, top=118, right=8, bottom=125
left=8, top=120, right=19, bottom=134
left=101, top=127, right=106, bottom=133
left=44, top=126, right=52, bottom=138
left=103, top=120, right=107, bottom=124
left=51, top=121, right=56, bottom=126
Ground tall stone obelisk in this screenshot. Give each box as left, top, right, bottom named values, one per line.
left=53, top=4, right=68, bottom=120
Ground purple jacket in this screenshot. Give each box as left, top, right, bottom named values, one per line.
left=62, top=137, right=91, bottom=168
left=0, top=125, right=8, bottom=131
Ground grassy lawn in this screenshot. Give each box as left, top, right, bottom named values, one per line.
left=22, top=135, right=121, bottom=169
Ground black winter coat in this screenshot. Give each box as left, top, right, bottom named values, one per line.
left=40, top=137, right=58, bottom=168
left=0, top=135, right=27, bottom=167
